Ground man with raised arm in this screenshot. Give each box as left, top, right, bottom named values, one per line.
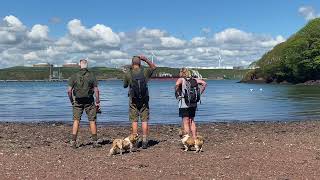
left=67, top=59, right=101, bottom=148
left=123, top=55, right=156, bottom=149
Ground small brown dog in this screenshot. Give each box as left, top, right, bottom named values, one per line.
left=108, top=134, right=139, bottom=156
left=181, top=134, right=204, bottom=153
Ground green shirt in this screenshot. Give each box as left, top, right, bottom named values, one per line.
left=123, top=67, right=155, bottom=88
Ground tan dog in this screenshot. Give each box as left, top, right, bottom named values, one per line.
left=181, top=134, right=204, bottom=153
left=108, top=134, right=139, bottom=156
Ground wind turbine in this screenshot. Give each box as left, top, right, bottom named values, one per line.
left=218, top=55, right=222, bottom=68
left=205, top=48, right=209, bottom=56
left=150, top=51, right=157, bottom=64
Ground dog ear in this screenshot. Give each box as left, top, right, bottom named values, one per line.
left=178, top=129, right=186, bottom=137
left=129, top=134, right=136, bottom=141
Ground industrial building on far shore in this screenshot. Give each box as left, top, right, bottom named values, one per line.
left=33, top=63, right=53, bottom=68
left=32, top=63, right=79, bottom=68
left=62, top=63, right=79, bottom=68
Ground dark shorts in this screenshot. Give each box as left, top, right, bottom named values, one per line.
left=73, top=99, right=97, bottom=122
left=129, top=100, right=149, bottom=122
left=179, top=107, right=197, bottom=118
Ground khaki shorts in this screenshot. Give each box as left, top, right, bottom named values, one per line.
left=73, top=101, right=97, bottom=121
left=129, top=101, right=149, bottom=122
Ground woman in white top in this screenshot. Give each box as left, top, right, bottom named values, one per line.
left=175, top=68, right=207, bottom=139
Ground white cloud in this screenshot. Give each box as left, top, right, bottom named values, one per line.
left=259, top=35, right=285, bottom=47
left=137, top=27, right=166, bottom=38
left=298, top=6, right=319, bottom=21
left=28, top=24, right=49, bottom=40
left=160, top=36, right=186, bottom=48
left=0, top=31, right=17, bottom=43
left=201, top=27, right=211, bottom=34
left=0, top=15, right=286, bottom=68
left=191, top=37, right=207, bottom=46
left=3, top=15, right=24, bottom=29
left=67, top=19, right=120, bottom=48
left=214, top=28, right=252, bottom=43
left=23, top=51, right=39, bottom=60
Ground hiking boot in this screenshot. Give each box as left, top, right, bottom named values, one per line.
left=70, top=140, right=77, bottom=149
left=92, top=141, right=102, bottom=148
left=142, top=141, right=148, bottom=149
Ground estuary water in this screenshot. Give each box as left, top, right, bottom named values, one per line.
left=1, top=80, right=320, bottom=124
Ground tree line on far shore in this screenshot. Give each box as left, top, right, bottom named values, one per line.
left=0, top=66, right=247, bottom=81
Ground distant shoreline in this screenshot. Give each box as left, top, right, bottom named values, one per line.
left=0, top=78, right=238, bottom=82
left=240, top=79, right=320, bottom=86
left=0, top=78, right=121, bottom=82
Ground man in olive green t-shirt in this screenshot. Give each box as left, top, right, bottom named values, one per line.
left=123, top=55, right=156, bottom=149
left=67, top=59, right=101, bottom=148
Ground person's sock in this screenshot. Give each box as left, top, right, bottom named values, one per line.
left=91, top=134, right=98, bottom=141
left=142, top=135, right=148, bottom=142
left=72, top=134, right=77, bottom=141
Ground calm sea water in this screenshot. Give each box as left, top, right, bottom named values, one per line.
left=1, top=80, right=320, bottom=124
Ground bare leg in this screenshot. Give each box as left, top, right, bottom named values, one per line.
left=132, top=121, right=138, bottom=135
left=183, top=117, right=191, bottom=135
left=142, top=121, right=148, bottom=137
left=141, top=121, right=149, bottom=149
left=89, top=121, right=97, bottom=135
left=72, top=120, right=80, bottom=137
left=190, top=117, right=197, bottom=139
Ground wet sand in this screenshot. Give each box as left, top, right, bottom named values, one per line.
left=1, top=121, right=320, bottom=179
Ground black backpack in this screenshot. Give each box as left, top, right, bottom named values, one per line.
left=184, top=78, right=201, bottom=105
left=129, top=68, right=149, bottom=104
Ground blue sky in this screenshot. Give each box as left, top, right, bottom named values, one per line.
left=1, top=0, right=318, bottom=38
left=0, top=0, right=319, bottom=68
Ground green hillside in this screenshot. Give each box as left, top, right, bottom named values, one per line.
left=154, top=67, right=247, bottom=79
left=243, top=18, right=320, bottom=83
left=0, top=66, right=247, bottom=81
left=0, top=66, right=123, bottom=80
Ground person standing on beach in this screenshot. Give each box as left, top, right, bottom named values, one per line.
left=123, top=55, right=156, bottom=149
left=67, top=59, right=101, bottom=148
left=175, top=68, right=207, bottom=139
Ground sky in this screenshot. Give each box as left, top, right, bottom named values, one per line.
left=0, top=0, right=319, bottom=68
